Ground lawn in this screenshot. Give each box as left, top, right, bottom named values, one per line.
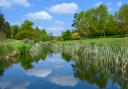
left=57, top=37, right=128, bottom=46
left=0, top=39, right=31, bottom=57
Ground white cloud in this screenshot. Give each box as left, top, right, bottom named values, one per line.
left=47, top=26, right=65, bottom=33
left=46, top=20, right=66, bottom=35
left=0, top=81, right=11, bottom=89
left=106, top=2, right=112, bottom=6
left=94, top=1, right=103, bottom=7
left=0, top=0, right=31, bottom=8
left=0, top=0, right=12, bottom=8
left=51, top=76, right=78, bottom=87
left=26, top=11, right=52, bottom=21
left=55, top=21, right=64, bottom=25
left=49, top=2, right=79, bottom=14
left=116, top=2, right=123, bottom=8
left=0, top=81, right=30, bottom=89
left=11, top=81, right=30, bottom=89
left=13, top=0, right=31, bottom=7
left=26, top=68, right=52, bottom=78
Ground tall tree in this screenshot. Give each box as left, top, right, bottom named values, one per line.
left=95, top=5, right=108, bottom=36
left=62, top=30, right=72, bottom=40
left=117, top=4, right=128, bottom=35
left=0, top=13, right=10, bottom=39
left=10, top=25, right=20, bottom=39
left=106, top=15, right=118, bottom=36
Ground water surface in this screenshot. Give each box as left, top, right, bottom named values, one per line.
left=0, top=53, right=122, bottom=89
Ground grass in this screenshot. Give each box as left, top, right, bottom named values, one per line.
left=0, top=39, right=31, bottom=57
left=53, top=37, right=128, bottom=63
left=57, top=37, right=128, bottom=45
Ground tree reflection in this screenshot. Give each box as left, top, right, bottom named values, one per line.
left=71, top=45, right=128, bottom=89
left=61, top=52, right=72, bottom=62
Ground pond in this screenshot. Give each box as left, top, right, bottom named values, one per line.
left=0, top=42, right=128, bottom=89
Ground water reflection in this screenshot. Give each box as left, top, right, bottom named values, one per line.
left=0, top=81, right=30, bottom=89
left=51, top=76, right=78, bottom=87
left=0, top=42, right=128, bottom=89
left=26, top=68, right=52, bottom=78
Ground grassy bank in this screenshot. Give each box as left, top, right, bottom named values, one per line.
left=53, top=37, right=128, bottom=63
left=0, top=39, right=31, bottom=58
left=57, top=37, right=128, bottom=46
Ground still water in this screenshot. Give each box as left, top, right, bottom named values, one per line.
left=0, top=53, right=121, bottom=89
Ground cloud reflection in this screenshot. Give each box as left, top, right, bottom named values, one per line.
left=0, top=81, right=30, bottom=89
left=26, top=68, right=52, bottom=78
left=0, top=81, right=11, bottom=89
left=51, top=76, right=78, bottom=87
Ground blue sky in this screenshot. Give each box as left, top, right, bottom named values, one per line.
left=0, top=0, right=128, bottom=35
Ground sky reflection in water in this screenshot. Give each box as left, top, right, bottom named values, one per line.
left=0, top=53, right=121, bottom=89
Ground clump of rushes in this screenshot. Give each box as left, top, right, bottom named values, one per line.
left=18, top=45, right=30, bottom=56
left=0, top=44, right=14, bottom=57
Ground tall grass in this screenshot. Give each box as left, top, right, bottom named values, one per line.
left=0, top=44, right=14, bottom=57
left=0, top=40, right=31, bottom=59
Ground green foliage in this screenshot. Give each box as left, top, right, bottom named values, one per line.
left=18, top=45, right=30, bottom=56
left=117, top=4, right=128, bottom=35
left=10, top=25, right=20, bottom=39
left=62, top=30, right=72, bottom=40
left=61, top=52, right=72, bottom=62
left=71, top=4, right=128, bottom=39
left=106, top=15, right=119, bottom=36
left=16, top=30, right=35, bottom=40
left=12, top=20, right=48, bottom=42
left=41, top=51, right=47, bottom=60
left=0, top=13, right=11, bottom=39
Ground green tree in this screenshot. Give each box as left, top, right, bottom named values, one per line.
left=0, top=13, right=10, bottom=39
left=10, top=25, right=20, bottom=39
left=117, top=4, right=128, bottom=35
left=16, top=20, right=35, bottom=40
left=21, top=20, right=33, bottom=31
left=106, top=15, right=118, bottom=36
left=40, top=29, right=48, bottom=42
left=95, top=5, right=109, bottom=36
left=62, top=30, right=72, bottom=40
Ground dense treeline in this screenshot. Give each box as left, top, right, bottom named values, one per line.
left=0, top=13, right=48, bottom=42
left=62, top=4, right=128, bottom=40
left=1, top=4, right=128, bottom=42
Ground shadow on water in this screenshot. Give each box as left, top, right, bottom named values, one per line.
left=0, top=42, right=128, bottom=89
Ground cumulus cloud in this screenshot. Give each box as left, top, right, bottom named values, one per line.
left=26, top=68, right=52, bottom=78
left=0, top=0, right=31, bottom=8
left=0, top=0, right=12, bottom=8
left=0, top=81, right=30, bottom=89
left=55, top=21, right=64, bottom=25
left=94, top=1, right=103, bottom=7
left=116, top=2, right=123, bottom=8
left=11, top=81, right=30, bottom=89
left=0, top=81, right=11, bottom=89
left=49, top=2, right=79, bottom=14
left=13, top=0, right=31, bottom=7
left=51, top=76, right=78, bottom=87
left=47, top=26, right=65, bottom=35
left=47, top=21, right=65, bottom=35
left=26, top=11, right=52, bottom=21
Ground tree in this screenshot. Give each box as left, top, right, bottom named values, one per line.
left=117, top=4, right=128, bottom=35
left=0, top=13, right=11, bottom=39
left=10, top=25, right=20, bottom=39
left=16, top=20, right=35, bottom=40
left=0, top=13, right=5, bottom=31
left=3, top=21, right=11, bottom=38
left=40, top=29, right=48, bottom=42
left=21, top=20, right=33, bottom=31
left=62, top=30, right=72, bottom=40
left=95, top=5, right=109, bottom=36
left=48, top=33, right=53, bottom=41
left=106, top=15, right=118, bottom=36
